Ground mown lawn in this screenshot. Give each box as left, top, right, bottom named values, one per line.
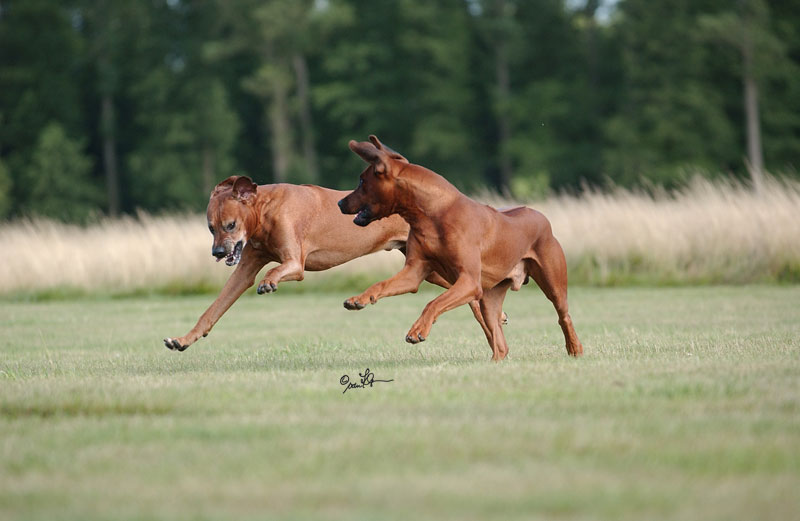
left=1, top=286, right=799, bottom=520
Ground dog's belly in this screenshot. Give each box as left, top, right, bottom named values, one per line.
left=303, top=250, right=360, bottom=271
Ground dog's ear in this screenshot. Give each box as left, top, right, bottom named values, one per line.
left=212, top=176, right=239, bottom=196
left=370, top=135, right=408, bottom=163
left=383, top=145, right=408, bottom=163
left=368, top=135, right=384, bottom=149
left=349, top=139, right=385, bottom=173
left=349, top=136, right=403, bottom=174
left=231, top=176, right=257, bottom=202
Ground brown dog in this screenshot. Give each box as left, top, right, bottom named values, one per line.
left=164, top=175, right=410, bottom=351
left=338, top=136, right=583, bottom=361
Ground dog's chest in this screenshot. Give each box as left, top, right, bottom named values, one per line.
left=410, top=229, right=441, bottom=257
left=248, top=238, right=274, bottom=255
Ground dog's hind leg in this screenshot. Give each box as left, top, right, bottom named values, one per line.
left=478, top=280, right=512, bottom=361
left=527, top=236, right=583, bottom=357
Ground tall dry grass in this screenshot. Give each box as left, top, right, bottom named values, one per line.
left=0, top=212, right=405, bottom=297
left=1, top=175, right=798, bottom=296
left=536, top=175, right=800, bottom=284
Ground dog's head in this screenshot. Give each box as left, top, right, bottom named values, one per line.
left=206, top=175, right=257, bottom=266
left=338, top=135, right=408, bottom=226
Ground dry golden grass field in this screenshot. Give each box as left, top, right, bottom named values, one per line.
left=1, top=175, right=798, bottom=297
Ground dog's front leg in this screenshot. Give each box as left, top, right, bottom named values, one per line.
left=164, top=249, right=265, bottom=351
left=425, top=271, right=506, bottom=337
left=405, top=273, right=483, bottom=344
left=343, top=261, right=430, bottom=310
left=256, top=258, right=305, bottom=294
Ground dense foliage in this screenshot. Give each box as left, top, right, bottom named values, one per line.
left=0, top=0, right=798, bottom=219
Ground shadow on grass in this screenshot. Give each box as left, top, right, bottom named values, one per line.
left=149, top=346, right=488, bottom=375
left=0, top=398, right=180, bottom=419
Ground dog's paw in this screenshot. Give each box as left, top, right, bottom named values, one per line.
left=405, top=332, right=426, bottom=344
left=343, top=297, right=366, bottom=310
left=164, top=338, right=188, bottom=352
left=257, top=281, right=278, bottom=294
left=405, top=320, right=432, bottom=344
left=405, top=331, right=426, bottom=344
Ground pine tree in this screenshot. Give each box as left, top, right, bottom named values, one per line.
left=23, top=123, right=100, bottom=222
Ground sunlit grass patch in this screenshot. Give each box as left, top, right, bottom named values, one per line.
left=0, top=287, right=798, bottom=520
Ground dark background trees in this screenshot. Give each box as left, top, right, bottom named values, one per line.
left=0, top=0, right=798, bottom=220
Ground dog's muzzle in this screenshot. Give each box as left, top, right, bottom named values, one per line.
left=213, top=239, right=244, bottom=266
left=353, top=206, right=373, bottom=227
left=338, top=197, right=373, bottom=227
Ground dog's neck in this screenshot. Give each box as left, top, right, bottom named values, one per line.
left=247, top=185, right=283, bottom=238
left=394, top=165, right=461, bottom=228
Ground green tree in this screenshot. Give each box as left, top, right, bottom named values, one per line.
left=314, top=0, right=482, bottom=189
left=23, top=123, right=100, bottom=221
left=77, top=0, right=148, bottom=215
left=699, top=0, right=789, bottom=190
left=0, top=156, right=11, bottom=219
left=604, top=0, right=739, bottom=186
left=0, top=0, right=86, bottom=215
left=471, top=0, right=522, bottom=192
left=398, top=0, right=481, bottom=185
left=511, top=0, right=615, bottom=193
left=127, top=76, right=239, bottom=211
left=208, top=0, right=327, bottom=184
left=194, top=80, right=240, bottom=196
left=762, top=2, right=800, bottom=175
left=468, top=0, right=617, bottom=194
left=124, top=1, right=239, bottom=211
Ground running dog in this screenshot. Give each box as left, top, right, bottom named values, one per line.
left=338, top=136, right=583, bottom=361
left=163, top=175, right=410, bottom=351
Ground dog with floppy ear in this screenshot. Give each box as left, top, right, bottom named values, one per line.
left=339, top=135, right=583, bottom=361
left=164, top=175, right=410, bottom=352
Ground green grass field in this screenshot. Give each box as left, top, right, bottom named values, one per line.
left=1, top=285, right=799, bottom=520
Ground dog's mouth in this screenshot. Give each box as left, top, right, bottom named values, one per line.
left=218, top=240, right=244, bottom=266
left=353, top=206, right=373, bottom=227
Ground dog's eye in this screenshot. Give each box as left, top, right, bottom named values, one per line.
left=358, top=178, right=364, bottom=187
left=226, top=221, right=236, bottom=231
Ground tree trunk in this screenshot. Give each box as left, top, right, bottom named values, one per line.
left=293, top=53, right=318, bottom=183
left=101, top=94, right=120, bottom=216
left=583, top=0, right=599, bottom=91
left=269, top=73, right=291, bottom=183
left=742, top=26, right=764, bottom=192
left=202, top=146, right=215, bottom=196
left=494, top=28, right=512, bottom=192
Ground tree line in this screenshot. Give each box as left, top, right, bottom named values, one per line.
left=0, top=0, right=798, bottom=221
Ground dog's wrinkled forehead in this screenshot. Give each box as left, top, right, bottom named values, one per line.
left=207, top=195, right=240, bottom=225
left=206, top=191, right=226, bottom=223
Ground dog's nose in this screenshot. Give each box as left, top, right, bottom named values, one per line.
left=337, top=199, right=345, bottom=211
left=212, top=245, right=227, bottom=258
